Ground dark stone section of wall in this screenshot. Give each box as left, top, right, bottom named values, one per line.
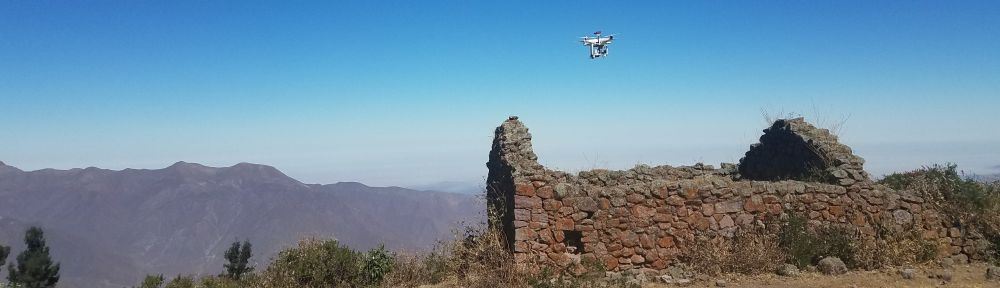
left=486, top=116, right=543, bottom=250
left=739, top=118, right=869, bottom=187
left=486, top=117, right=981, bottom=274
left=739, top=119, right=833, bottom=182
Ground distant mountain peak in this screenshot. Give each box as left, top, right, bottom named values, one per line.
left=0, top=161, right=23, bottom=174
left=333, top=181, right=369, bottom=188
left=158, top=161, right=302, bottom=185
left=168, top=161, right=209, bottom=169
left=164, top=161, right=218, bottom=176
left=223, top=162, right=293, bottom=181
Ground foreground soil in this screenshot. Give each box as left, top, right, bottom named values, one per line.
left=648, top=263, right=997, bottom=288
left=417, top=263, right=997, bottom=287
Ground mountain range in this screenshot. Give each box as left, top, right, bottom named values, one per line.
left=0, top=161, right=483, bottom=288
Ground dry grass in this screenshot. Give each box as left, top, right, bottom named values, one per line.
left=379, top=252, right=447, bottom=288
left=378, top=225, right=541, bottom=288
left=381, top=224, right=642, bottom=288
left=446, top=227, right=537, bottom=288
left=688, top=225, right=785, bottom=275
left=851, top=225, right=938, bottom=270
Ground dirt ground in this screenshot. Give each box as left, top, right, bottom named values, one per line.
left=647, top=263, right=998, bottom=288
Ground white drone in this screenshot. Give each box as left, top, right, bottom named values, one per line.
left=580, top=31, right=614, bottom=59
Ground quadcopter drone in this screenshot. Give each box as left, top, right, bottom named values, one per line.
left=580, top=31, right=614, bottom=59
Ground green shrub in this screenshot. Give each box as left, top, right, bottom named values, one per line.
left=258, top=239, right=361, bottom=288
left=198, top=276, right=243, bottom=288
left=778, top=214, right=857, bottom=268
left=779, top=214, right=816, bottom=268
left=163, top=276, right=195, bottom=288
left=880, top=164, right=996, bottom=214
left=135, top=274, right=164, bottom=288
left=361, top=244, right=393, bottom=286
left=988, top=234, right=1000, bottom=265
left=880, top=164, right=1000, bottom=264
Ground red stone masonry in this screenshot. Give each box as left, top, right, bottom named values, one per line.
left=485, top=116, right=985, bottom=273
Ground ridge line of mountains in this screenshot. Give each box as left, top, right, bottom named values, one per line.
left=0, top=161, right=483, bottom=288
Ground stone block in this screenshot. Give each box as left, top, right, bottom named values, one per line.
left=514, top=209, right=531, bottom=221
left=701, top=203, right=715, bottom=216
left=514, top=227, right=537, bottom=241
left=829, top=205, right=845, bottom=217
left=718, top=215, right=735, bottom=228
left=716, top=200, right=743, bottom=214
left=555, top=218, right=574, bottom=231
left=515, top=182, right=536, bottom=197
left=667, top=195, right=685, bottom=206
left=515, top=195, right=541, bottom=209
left=536, top=186, right=554, bottom=199
left=744, top=195, right=765, bottom=212
left=633, top=205, right=656, bottom=218
left=553, top=183, right=574, bottom=199
left=539, top=229, right=554, bottom=243
left=658, top=236, right=675, bottom=248
left=622, top=232, right=640, bottom=247
left=626, top=193, right=645, bottom=204
left=575, top=197, right=599, bottom=212
left=630, top=254, right=646, bottom=264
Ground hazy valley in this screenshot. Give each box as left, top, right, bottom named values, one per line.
left=0, top=161, right=482, bottom=288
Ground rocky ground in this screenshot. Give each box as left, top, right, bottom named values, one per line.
left=647, top=263, right=999, bottom=288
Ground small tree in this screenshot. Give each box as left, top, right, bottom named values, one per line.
left=7, top=226, right=60, bottom=288
left=223, top=240, right=253, bottom=280
left=135, top=274, right=165, bottom=288
left=163, top=275, right=195, bottom=288
left=361, top=244, right=394, bottom=286
left=0, top=244, right=9, bottom=275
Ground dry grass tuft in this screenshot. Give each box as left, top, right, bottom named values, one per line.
left=688, top=225, right=785, bottom=275
left=378, top=224, right=541, bottom=288
left=447, top=227, right=537, bottom=288
left=851, top=225, right=938, bottom=269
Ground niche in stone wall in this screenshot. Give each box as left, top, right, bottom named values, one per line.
left=738, top=119, right=835, bottom=183
left=564, top=231, right=584, bottom=253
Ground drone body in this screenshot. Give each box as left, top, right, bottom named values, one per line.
left=580, top=31, right=614, bottom=59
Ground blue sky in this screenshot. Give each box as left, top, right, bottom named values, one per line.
left=2, top=1, right=999, bottom=187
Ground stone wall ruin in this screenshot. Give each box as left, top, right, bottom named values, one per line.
left=485, top=116, right=985, bottom=273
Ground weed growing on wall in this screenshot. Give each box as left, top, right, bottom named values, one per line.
left=880, top=164, right=1000, bottom=263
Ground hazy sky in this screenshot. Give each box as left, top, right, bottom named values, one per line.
left=2, top=1, right=999, bottom=187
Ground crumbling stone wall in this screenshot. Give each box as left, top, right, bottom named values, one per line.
left=486, top=116, right=983, bottom=273
left=739, top=118, right=869, bottom=187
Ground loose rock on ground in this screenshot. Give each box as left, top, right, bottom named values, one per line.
left=817, top=257, right=847, bottom=275
left=777, top=264, right=800, bottom=277
left=899, top=268, right=915, bottom=279
left=987, top=265, right=1000, bottom=280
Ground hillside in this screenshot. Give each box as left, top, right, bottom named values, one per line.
left=0, top=161, right=482, bottom=288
